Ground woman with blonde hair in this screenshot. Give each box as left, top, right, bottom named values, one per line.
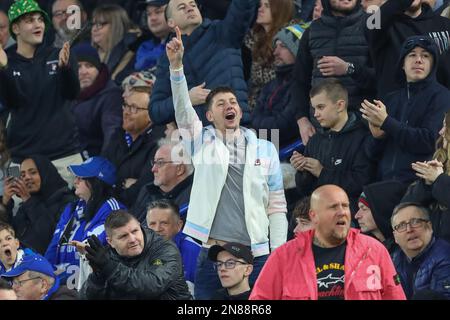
left=402, top=112, right=450, bottom=243
left=91, top=4, right=141, bottom=85
left=244, top=0, right=294, bottom=109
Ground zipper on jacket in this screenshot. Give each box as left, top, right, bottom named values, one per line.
left=347, top=247, right=372, bottom=289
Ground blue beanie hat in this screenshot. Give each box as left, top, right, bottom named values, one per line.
left=72, top=42, right=102, bottom=70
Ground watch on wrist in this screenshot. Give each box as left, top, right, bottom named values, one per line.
left=346, top=62, right=355, bottom=75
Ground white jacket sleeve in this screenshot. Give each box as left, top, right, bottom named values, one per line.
left=268, top=212, right=288, bottom=250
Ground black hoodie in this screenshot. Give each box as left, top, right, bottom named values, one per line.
left=9, top=155, right=76, bottom=254
left=0, top=43, right=80, bottom=162
left=362, top=180, right=408, bottom=254
left=365, top=0, right=450, bottom=96
left=295, top=112, right=375, bottom=211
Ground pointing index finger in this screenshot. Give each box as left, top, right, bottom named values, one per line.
left=175, top=25, right=181, bottom=42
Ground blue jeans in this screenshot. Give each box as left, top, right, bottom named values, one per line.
left=194, top=247, right=268, bottom=300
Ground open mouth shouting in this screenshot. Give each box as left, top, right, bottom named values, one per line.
left=225, top=111, right=236, bottom=121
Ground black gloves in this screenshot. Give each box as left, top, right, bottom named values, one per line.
left=85, top=235, right=109, bottom=273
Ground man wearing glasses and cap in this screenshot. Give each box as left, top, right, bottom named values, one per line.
left=208, top=242, right=254, bottom=300
left=391, top=202, right=450, bottom=299
left=1, top=254, right=77, bottom=300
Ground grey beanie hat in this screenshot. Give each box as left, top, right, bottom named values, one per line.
left=273, top=23, right=309, bottom=57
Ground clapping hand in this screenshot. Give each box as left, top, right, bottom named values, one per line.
left=58, top=41, right=70, bottom=67
left=360, top=99, right=388, bottom=127
left=411, top=160, right=444, bottom=185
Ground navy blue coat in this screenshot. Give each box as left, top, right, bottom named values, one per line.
left=365, top=39, right=450, bottom=183
left=393, top=237, right=450, bottom=299
left=150, top=0, right=258, bottom=126
left=72, top=67, right=123, bottom=157
left=251, top=64, right=299, bottom=148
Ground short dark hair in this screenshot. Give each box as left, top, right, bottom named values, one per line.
left=105, top=210, right=138, bottom=237
left=205, top=86, right=238, bottom=111
left=0, top=278, right=12, bottom=290
left=309, top=78, right=348, bottom=105
left=147, top=199, right=180, bottom=219
left=391, top=202, right=431, bottom=226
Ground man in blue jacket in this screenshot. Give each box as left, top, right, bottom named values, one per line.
left=362, top=35, right=450, bottom=183
left=149, top=0, right=257, bottom=126
left=0, top=0, right=82, bottom=184
left=391, top=202, right=450, bottom=299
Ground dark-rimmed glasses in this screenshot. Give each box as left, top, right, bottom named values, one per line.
left=213, top=259, right=247, bottom=270
left=122, top=103, right=148, bottom=114
left=92, top=21, right=109, bottom=30
left=393, top=218, right=430, bottom=233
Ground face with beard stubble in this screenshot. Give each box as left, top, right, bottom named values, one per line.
left=329, top=0, right=358, bottom=15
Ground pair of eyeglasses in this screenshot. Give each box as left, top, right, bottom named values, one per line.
left=92, top=21, right=109, bottom=30
left=393, top=218, right=430, bottom=233
left=122, top=103, right=148, bottom=114
left=150, top=159, right=178, bottom=168
left=52, top=10, right=69, bottom=19
left=12, top=277, right=41, bottom=287
left=213, top=259, right=247, bottom=270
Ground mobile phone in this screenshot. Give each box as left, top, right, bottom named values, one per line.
left=7, top=166, right=20, bottom=178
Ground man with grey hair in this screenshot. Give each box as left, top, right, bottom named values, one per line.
left=391, top=202, right=450, bottom=299
left=51, top=0, right=89, bottom=48
left=1, top=254, right=77, bottom=300
left=146, top=199, right=200, bottom=294
left=131, top=138, right=193, bottom=222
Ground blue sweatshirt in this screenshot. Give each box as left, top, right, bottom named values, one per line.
left=44, top=198, right=124, bottom=289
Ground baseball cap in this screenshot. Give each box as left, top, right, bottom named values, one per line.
left=68, top=156, right=116, bottom=186
left=1, top=254, right=56, bottom=279
left=208, top=242, right=254, bottom=264
left=137, top=0, right=169, bottom=9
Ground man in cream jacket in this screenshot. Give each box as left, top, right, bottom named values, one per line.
left=166, top=26, right=288, bottom=300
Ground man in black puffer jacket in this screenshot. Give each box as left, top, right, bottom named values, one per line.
left=291, top=0, right=375, bottom=145
left=80, top=210, right=191, bottom=300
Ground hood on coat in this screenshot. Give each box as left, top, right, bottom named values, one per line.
left=361, top=180, right=408, bottom=239
left=396, top=35, right=439, bottom=84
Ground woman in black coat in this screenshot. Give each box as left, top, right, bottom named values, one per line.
left=403, top=111, right=450, bottom=243
left=2, top=155, right=76, bottom=254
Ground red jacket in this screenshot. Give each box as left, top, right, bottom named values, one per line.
left=250, top=228, right=406, bottom=300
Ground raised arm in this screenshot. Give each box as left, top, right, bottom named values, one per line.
left=219, top=0, right=258, bottom=48
left=168, top=26, right=203, bottom=154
